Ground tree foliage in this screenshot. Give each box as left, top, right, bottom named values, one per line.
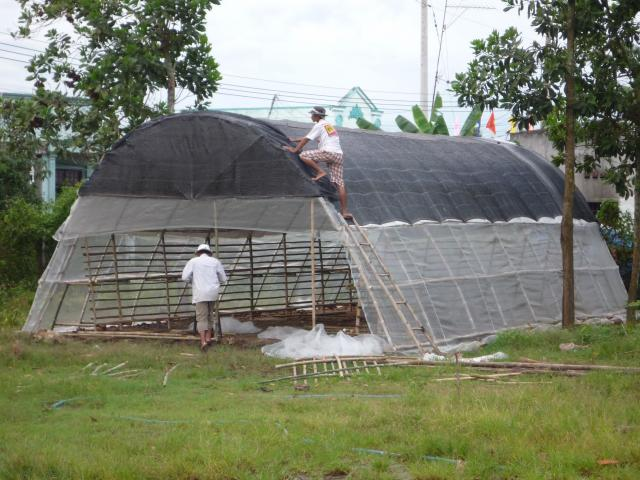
left=0, top=97, right=52, bottom=210
left=16, top=0, right=222, bottom=161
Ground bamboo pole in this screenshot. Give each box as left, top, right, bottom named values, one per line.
left=318, top=236, right=326, bottom=313
left=248, top=233, right=254, bottom=320
left=282, top=233, right=290, bottom=310
left=110, top=234, right=124, bottom=324
left=160, top=232, right=172, bottom=330
left=310, top=200, right=317, bottom=328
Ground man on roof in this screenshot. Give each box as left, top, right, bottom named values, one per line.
left=283, top=106, right=352, bottom=220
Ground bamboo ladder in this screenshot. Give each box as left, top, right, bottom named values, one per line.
left=341, top=219, right=443, bottom=356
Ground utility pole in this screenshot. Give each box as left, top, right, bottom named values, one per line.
left=268, top=94, right=279, bottom=118
left=420, top=0, right=429, bottom=112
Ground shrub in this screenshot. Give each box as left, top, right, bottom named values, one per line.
left=0, top=185, right=78, bottom=285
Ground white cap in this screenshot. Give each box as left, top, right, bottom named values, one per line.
left=196, top=243, right=212, bottom=254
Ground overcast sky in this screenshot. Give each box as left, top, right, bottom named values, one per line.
left=0, top=0, right=540, bottom=136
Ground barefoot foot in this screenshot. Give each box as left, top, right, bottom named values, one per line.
left=311, top=172, right=327, bottom=181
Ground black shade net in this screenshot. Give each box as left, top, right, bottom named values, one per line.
left=81, top=111, right=594, bottom=225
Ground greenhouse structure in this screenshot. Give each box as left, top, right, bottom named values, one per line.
left=23, top=112, right=627, bottom=352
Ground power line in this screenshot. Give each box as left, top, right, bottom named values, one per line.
left=0, top=55, right=30, bottom=64
left=218, top=83, right=462, bottom=107
left=213, top=90, right=475, bottom=113
left=0, top=47, right=32, bottom=58
left=221, top=73, right=427, bottom=97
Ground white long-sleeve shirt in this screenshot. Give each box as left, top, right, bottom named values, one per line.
left=181, top=254, right=228, bottom=304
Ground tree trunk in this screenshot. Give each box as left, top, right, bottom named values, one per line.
left=165, top=55, right=176, bottom=114
left=627, top=153, right=640, bottom=327
left=561, top=0, right=576, bottom=328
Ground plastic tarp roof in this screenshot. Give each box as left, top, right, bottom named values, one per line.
left=78, top=111, right=595, bottom=227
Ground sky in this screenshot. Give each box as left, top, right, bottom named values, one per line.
left=0, top=0, right=541, bottom=137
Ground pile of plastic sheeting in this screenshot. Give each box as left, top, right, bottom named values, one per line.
left=261, top=324, right=390, bottom=359
left=221, top=316, right=261, bottom=334
left=423, top=351, right=508, bottom=362
left=258, top=326, right=303, bottom=341
left=189, top=316, right=262, bottom=334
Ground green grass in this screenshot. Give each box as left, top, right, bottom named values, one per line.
left=0, top=325, right=639, bottom=479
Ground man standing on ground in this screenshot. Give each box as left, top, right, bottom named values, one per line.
left=283, top=106, right=352, bottom=220
left=182, top=244, right=227, bottom=352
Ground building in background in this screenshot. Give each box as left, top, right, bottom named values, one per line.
left=2, top=92, right=92, bottom=202
left=510, top=129, right=632, bottom=215
left=216, top=86, right=383, bottom=129
left=1, top=92, right=92, bottom=202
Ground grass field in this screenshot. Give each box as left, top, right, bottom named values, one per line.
left=1, top=324, right=639, bottom=480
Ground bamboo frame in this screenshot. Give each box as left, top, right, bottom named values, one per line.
left=79, top=229, right=356, bottom=328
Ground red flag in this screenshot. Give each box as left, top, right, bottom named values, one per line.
left=485, top=111, right=496, bottom=135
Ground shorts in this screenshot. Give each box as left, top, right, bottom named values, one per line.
left=300, top=150, right=344, bottom=187
left=195, top=301, right=216, bottom=334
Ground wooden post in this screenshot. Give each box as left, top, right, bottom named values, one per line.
left=213, top=202, right=222, bottom=339
left=110, top=234, right=124, bottom=324
left=160, top=232, right=172, bottom=331
left=83, top=238, right=98, bottom=326
left=282, top=233, right=290, bottom=310
left=310, top=200, right=317, bottom=328
left=318, top=236, right=326, bottom=312
left=248, top=233, right=254, bottom=320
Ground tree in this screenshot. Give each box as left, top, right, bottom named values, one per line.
left=16, top=0, right=222, bottom=161
left=0, top=97, right=49, bottom=211
left=451, top=0, right=638, bottom=328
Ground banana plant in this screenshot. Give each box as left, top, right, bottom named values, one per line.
left=393, top=94, right=482, bottom=137
left=355, top=117, right=381, bottom=131
left=395, top=93, right=447, bottom=135
left=459, top=104, right=483, bottom=137
left=356, top=93, right=483, bottom=137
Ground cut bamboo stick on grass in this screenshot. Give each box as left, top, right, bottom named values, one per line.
left=82, top=362, right=95, bottom=372
left=362, top=360, right=371, bottom=374
left=274, top=356, right=390, bottom=369
left=435, top=372, right=522, bottom=382
left=108, top=369, right=140, bottom=377
left=91, top=363, right=109, bottom=375
left=117, top=372, right=143, bottom=379
left=334, top=355, right=344, bottom=378
left=162, top=364, right=179, bottom=386
left=372, top=360, right=382, bottom=375
left=261, top=361, right=404, bottom=384
left=102, top=362, right=127, bottom=375
left=402, top=360, right=640, bottom=373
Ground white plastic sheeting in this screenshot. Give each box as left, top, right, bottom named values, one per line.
left=261, top=324, right=390, bottom=359
left=25, top=195, right=626, bottom=354
left=220, top=316, right=261, bottom=334
left=344, top=221, right=626, bottom=351
left=55, top=196, right=339, bottom=240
